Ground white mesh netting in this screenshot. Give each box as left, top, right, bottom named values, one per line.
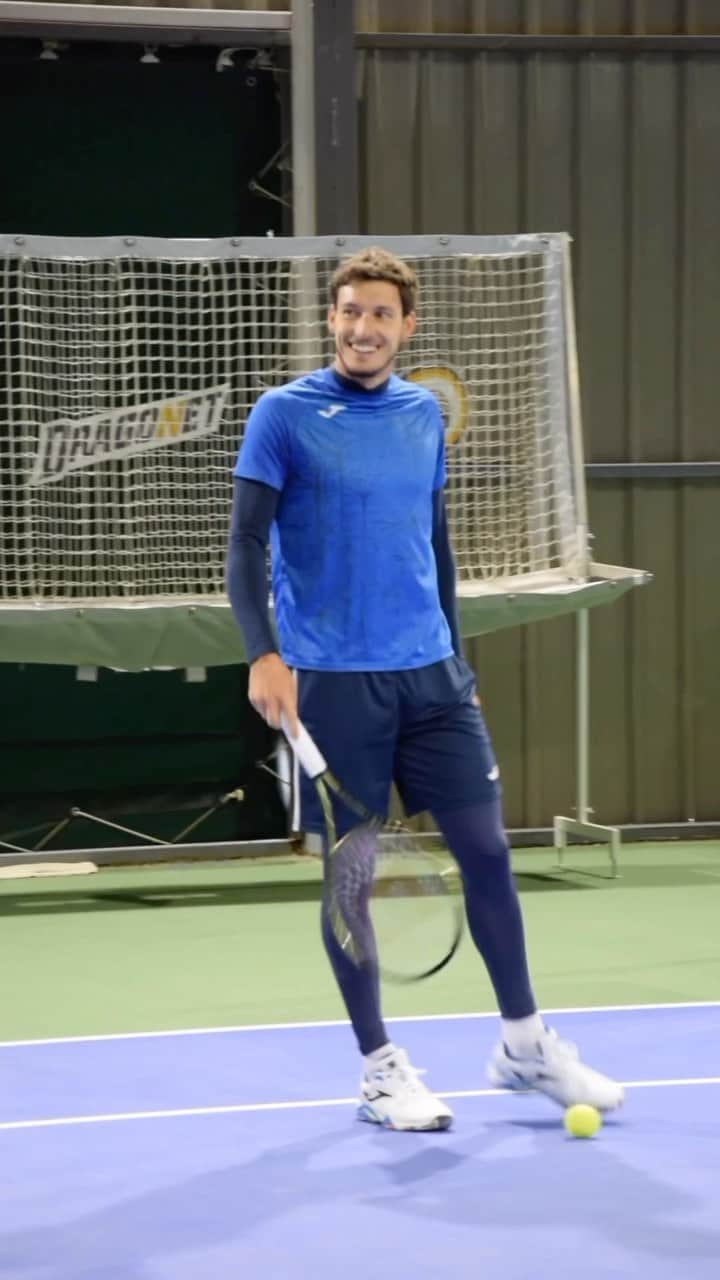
left=0, top=236, right=584, bottom=605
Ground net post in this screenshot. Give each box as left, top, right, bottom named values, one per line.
left=553, top=238, right=620, bottom=877
left=559, top=232, right=591, bottom=580
left=541, top=236, right=579, bottom=577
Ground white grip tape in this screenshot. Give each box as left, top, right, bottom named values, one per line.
left=281, top=716, right=327, bottom=779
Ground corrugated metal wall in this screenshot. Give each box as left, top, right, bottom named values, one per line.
left=357, top=41, right=719, bottom=829
left=354, top=1, right=720, bottom=36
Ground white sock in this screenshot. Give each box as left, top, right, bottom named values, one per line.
left=364, top=1042, right=396, bottom=1069
left=502, top=1013, right=545, bottom=1057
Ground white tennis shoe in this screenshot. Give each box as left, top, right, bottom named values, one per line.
left=487, top=1026, right=624, bottom=1111
left=358, top=1047, right=453, bottom=1131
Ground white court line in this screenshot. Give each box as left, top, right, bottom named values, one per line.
left=3, top=1077, right=720, bottom=1133
left=2, top=1001, right=719, bottom=1049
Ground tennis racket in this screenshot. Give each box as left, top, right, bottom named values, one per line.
left=282, top=717, right=464, bottom=984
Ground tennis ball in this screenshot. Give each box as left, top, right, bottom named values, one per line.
left=564, top=1104, right=602, bottom=1139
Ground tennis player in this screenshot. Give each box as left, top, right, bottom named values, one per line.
left=227, top=247, right=623, bottom=1131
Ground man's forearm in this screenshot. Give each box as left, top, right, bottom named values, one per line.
left=432, top=489, right=462, bottom=657
left=226, top=477, right=279, bottom=664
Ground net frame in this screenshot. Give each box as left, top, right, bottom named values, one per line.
left=0, top=232, right=643, bottom=668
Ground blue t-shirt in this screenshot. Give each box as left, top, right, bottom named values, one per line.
left=233, top=366, right=453, bottom=671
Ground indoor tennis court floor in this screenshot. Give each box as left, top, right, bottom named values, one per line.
left=4, top=1002, right=720, bottom=1279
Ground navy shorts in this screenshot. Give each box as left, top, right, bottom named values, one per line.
left=290, top=655, right=500, bottom=835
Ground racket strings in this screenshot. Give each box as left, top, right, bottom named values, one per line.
left=327, top=821, right=463, bottom=981
left=331, top=824, right=379, bottom=964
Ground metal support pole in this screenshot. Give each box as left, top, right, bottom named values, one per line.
left=291, top=0, right=317, bottom=235
left=554, top=608, right=621, bottom=878
left=291, top=0, right=357, bottom=235
left=577, top=605, right=590, bottom=823
left=289, top=1, right=321, bottom=376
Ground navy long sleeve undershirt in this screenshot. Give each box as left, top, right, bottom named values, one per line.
left=430, top=483, right=463, bottom=658
left=226, top=476, right=462, bottom=664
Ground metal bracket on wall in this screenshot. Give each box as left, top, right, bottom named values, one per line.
left=554, top=815, right=621, bottom=880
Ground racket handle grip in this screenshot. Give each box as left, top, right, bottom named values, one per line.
left=281, top=715, right=327, bottom=779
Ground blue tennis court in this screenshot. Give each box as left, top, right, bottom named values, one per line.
left=4, top=1003, right=720, bottom=1278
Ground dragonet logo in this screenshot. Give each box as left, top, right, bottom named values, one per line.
left=29, top=384, right=229, bottom=486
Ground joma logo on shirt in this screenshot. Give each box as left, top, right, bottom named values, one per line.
left=317, top=404, right=347, bottom=420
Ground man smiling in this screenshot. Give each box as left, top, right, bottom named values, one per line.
left=227, top=247, right=624, bottom=1131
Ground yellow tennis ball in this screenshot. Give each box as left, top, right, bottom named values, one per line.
left=564, top=1104, right=602, bottom=1139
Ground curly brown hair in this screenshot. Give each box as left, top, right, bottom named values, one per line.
left=330, top=247, right=418, bottom=316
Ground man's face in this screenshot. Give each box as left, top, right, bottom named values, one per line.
left=328, top=280, right=416, bottom=387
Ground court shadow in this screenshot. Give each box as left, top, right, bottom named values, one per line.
left=2, top=852, right=718, bottom=918
left=0, top=1124, right=392, bottom=1279
left=3, top=1112, right=720, bottom=1278
left=0, top=878, right=326, bottom=917
left=361, top=1116, right=720, bottom=1266
left=513, top=872, right=596, bottom=892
